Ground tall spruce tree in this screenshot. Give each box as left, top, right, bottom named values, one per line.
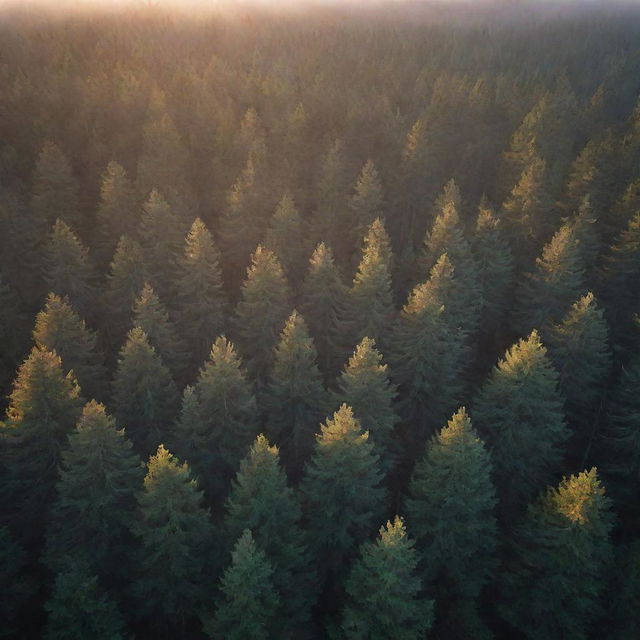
left=348, top=160, right=384, bottom=260
left=0, top=276, right=30, bottom=395
left=472, top=331, right=569, bottom=511
left=263, top=311, right=329, bottom=477
left=342, top=517, right=433, bottom=640
left=111, top=328, right=179, bottom=455
left=500, top=469, right=614, bottom=640
left=225, top=435, right=314, bottom=634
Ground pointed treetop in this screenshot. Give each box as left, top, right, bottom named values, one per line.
left=317, top=403, right=369, bottom=446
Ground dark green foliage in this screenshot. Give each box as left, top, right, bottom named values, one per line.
left=45, top=401, right=143, bottom=584
left=205, top=530, right=279, bottom=640
left=225, top=435, right=314, bottom=634
left=234, top=245, right=291, bottom=384
left=0, top=276, right=30, bottom=394
left=34, top=294, right=106, bottom=401
left=336, top=337, right=399, bottom=469
left=263, top=310, right=329, bottom=477
left=342, top=516, right=433, bottom=640
left=130, top=445, right=215, bottom=634
left=172, top=337, right=259, bottom=504
left=406, top=408, right=497, bottom=602
left=500, top=469, right=614, bottom=640
left=472, top=331, right=569, bottom=510
left=44, top=561, right=128, bottom=640
left=111, top=328, right=179, bottom=455
left=301, top=404, right=386, bottom=573
left=175, top=218, right=227, bottom=370
left=348, top=160, right=384, bottom=260
left=608, top=541, right=640, bottom=640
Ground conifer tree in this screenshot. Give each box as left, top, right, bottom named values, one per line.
left=130, top=445, right=215, bottom=635
left=569, top=195, right=601, bottom=278
left=175, top=218, right=227, bottom=369
left=500, top=469, right=614, bottom=640
left=608, top=541, right=640, bottom=640
left=205, top=530, right=279, bottom=640
left=111, top=328, right=179, bottom=455
left=173, top=337, right=259, bottom=503
left=0, top=276, right=30, bottom=395
left=263, top=311, right=329, bottom=477
left=225, top=435, right=315, bottom=633
left=342, top=517, right=433, bottom=640
left=336, top=337, right=399, bottom=468
left=406, top=408, right=497, bottom=606
left=0, top=347, right=82, bottom=538
left=44, top=219, right=96, bottom=320
left=472, top=331, right=569, bottom=510
left=348, top=160, right=384, bottom=259
left=301, top=404, right=386, bottom=576
left=31, top=140, right=81, bottom=231
left=234, top=246, right=290, bottom=384
left=44, top=562, right=128, bottom=640
left=45, top=401, right=143, bottom=585
left=34, top=293, right=106, bottom=401
left=299, top=242, right=349, bottom=380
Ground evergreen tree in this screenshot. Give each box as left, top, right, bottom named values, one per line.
left=0, top=347, right=82, bottom=538
left=406, top=408, right=497, bottom=606
left=500, top=469, right=614, bottom=640
left=111, top=328, right=179, bottom=455
left=130, top=445, right=215, bottom=636
left=225, top=435, right=314, bottom=634
left=299, top=242, right=349, bottom=380
left=31, top=140, right=81, bottom=231
left=336, top=337, right=399, bottom=469
left=301, top=404, right=386, bottom=576
left=234, top=245, right=290, bottom=384
left=173, top=337, right=259, bottom=504
left=608, top=541, right=640, bottom=640
left=348, top=160, right=384, bottom=260
left=44, top=219, right=96, bottom=320
left=342, top=517, right=433, bottom=640
left=263, top=311, right=329, bottom=477
left=0, top=276, right=30, bottom=395
left=205, top=530, right=278, bottom=640
left=34, top=293, right=107, bottom=401
left=472, top=331, right=569, bottom=510
left=569, top=195, right=601, bottom=278
left=175, top=218, right=227, bottom=370
left=44, top=562, right=128, bottom=640
left=45, top=401, right=143, bottom=585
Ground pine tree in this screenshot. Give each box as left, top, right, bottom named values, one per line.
left=175, top=218, right=227, bottom=370
left=44, top=219, right=96, bottom=320
left=130, top=445, right=215, bottom=635
left=0, top=347, right=82, bottom=538
left=472, top=331, right=569, bottom=511
left=500, top=469, right=614, bottom=640
left=44, top=562, right=128, bottom=640
left=111, top=328, right=179, bottom=455
left=225, top=435, right=314, bottom=634
left=348, top=160, right=384, bottom=260
left=45, top=401, right=143, bottom=585
left=342, top=517, right=433, bottom=640
left=608, top=541, right=640, bottom=640
left=263, top=311, right=329, bottom=477
left=336, top=337, right=399, bottom=469
left=264, top=193, right=308, bottom=291
left=299, top=242, right=349, bottom=380
left=172, top=337, right=259, bottom=504
left=0, top=276, right=30, bottom=396
left=301, top=404, right=386, bottom=576
left=34, top=293, right=107, bottom=401
left=205, top=530, right=279, bottom=640
left=234, top=246, right=290, bottom=384
left=31, top=140, right=81, bottom=231
left=406, top=408, right=497, bottom=605
left=569, top=195, right=601, bottom=278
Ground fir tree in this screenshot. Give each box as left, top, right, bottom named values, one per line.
left=348, top=160, right=384, bottom=260
left=263, top=311, right=329, bottom=477
left=0, top=276, right=30, bottom=395
left=45, top=401, right=143, bottom=585
left=342, top=517, right=433, bottom=640
left=34, top=293, right=107, bottom=402
left=111, top=328, right=179, bottom=455
left=205, top=530, right=279, bottom=640
left=472, top=331, right=569, bottom=511
left=224, top=435, right=315, bottom=633
left=175, top=218, right=227, bottom=370
left=130, top=445, right=215, bottom=635
left=608, top=541, right=640, bottom=640
left=500, top=469, right=614, bottom=640
left=234, top=246, right=291, bottom=384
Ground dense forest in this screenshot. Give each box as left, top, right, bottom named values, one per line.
left=2, top=1, right=640, bottom=638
